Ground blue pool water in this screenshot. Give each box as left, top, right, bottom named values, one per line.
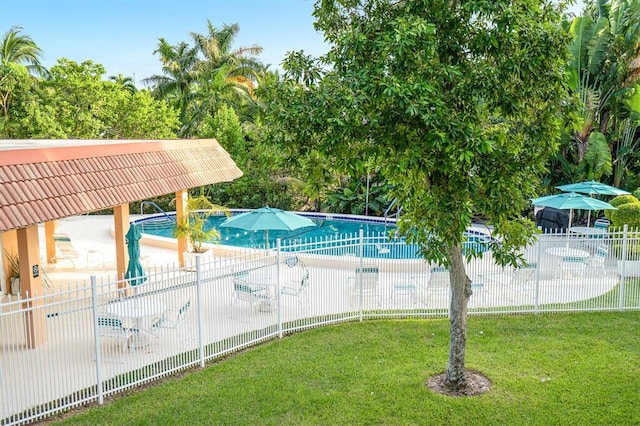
left=136, top=212, right=492, bottom=259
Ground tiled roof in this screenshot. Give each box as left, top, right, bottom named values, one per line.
left=0, top=139, right=243, bottom=232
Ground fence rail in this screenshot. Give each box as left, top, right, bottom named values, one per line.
left=2, top=227, right=640, bottom=425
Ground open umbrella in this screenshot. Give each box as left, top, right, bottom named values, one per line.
left=556, top=180, right=630, bottom=196
left=531, top=192, right=616, bottom=231
left=219, top=207, right=316, bottom=249
left=125, top=224, right=147, bottom=286
left=556, top=181, right=629, bottom=225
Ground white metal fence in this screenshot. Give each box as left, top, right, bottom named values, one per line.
left=2, top=227, right=640, bottom=425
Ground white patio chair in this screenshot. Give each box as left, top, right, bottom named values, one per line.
left=230, top=271, right=270, bottom=316
left=97, top=312, right=136, bottom=356
left=593, top=218, right=610, bottom=230
left=349, top=264, right=381, bottom=308
left=586, top=244, right=608, bottom=275
left=510, top=263, right=537, bottom=290
left=150, top=299, right=193, bottom=345
left=52, top=233, right=81, bottom=267
left=281, top=269, right=310, bottom=309
left=557, top=256, right=587, bottom=279
left=424, top=266, right=450, bottom=305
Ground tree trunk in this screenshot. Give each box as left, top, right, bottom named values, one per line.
left=445, top=243, right=472, bottom=389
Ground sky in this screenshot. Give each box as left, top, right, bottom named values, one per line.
left=0, top=0, right=328, bottom=86
left=1, top=0, right=584, bottom=88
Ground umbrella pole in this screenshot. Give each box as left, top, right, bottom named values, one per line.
left=587, top=210, right=592, bottom=227
left=566, top=209, right=573, bottom=248
left=265, top=229, right=269, bottom=249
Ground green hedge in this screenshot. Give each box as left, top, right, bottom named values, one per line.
left=605, top=194, right=640, bottom=222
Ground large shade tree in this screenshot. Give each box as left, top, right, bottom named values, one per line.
left=261, top=0, right=570, bottom=392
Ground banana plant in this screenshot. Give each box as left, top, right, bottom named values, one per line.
left=612, top=84, right=640, bottom=187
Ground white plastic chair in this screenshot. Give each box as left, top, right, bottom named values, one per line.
left=97, top=312, right=136, bottom=356
left=557, top=256, right=587, bottom=279
left=52, top=233, right=81, bottom=267
left=510, top=263, right=537, bottom=291
left=425, top=266, right=450, bottom=304
left=586, top=244, right=608, bottom=275
left=349, top=264, right=381, bottom=307
left=281, top=269, right=310, bottom=308
left=150, top=299, right=192, bottom=346
left=230, top=271, right=270, bottom=316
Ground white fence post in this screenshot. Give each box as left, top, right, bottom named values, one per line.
left=619, top=224, right=628, bottom=311
left=195, top=254, right=205, bottom=368
left=277, top=239, right=283, bottom=339
left=534, top=237, right=542, bottom=313
left=90, top=276, right=104, bottom=406
left=358, top=229, right=364, bottom=322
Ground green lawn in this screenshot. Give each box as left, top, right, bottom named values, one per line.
left=49, top=311, right=640, bottom=425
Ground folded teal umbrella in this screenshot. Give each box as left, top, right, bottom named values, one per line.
left=125, top=224, right=147, bottom=286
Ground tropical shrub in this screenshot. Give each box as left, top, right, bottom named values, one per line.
left=605, top=194, right=640, bottom=221
left=609, top=202, right=640, bottom=229
left=610, top=194, right=640, bottom=208
left=174, top=193, right=229, bottom=253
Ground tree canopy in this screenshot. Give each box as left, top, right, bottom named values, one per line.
left=261, top=0, right=571, bottom=390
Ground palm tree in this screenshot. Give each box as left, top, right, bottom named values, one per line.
left=0, top=26, right=46, bottom=77
left=189, top=21, right=263, bottom=84
left=145, top=21, right=263, bottom=137
left=143, top=39, right=199, bottom=131
left=108, top=73, right=137, bottom=94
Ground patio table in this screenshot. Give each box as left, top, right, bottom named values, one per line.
left=569, top=226, right=608, bottom=237
left=544, top=247, right=590, bottom=259
left=107, top=297, right=167, bottom=347
left=241, top=271, right=278, bottom=312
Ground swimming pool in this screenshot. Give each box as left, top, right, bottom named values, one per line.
left=134, top=211, right=492, bottom=260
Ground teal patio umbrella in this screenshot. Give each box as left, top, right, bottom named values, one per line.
left=219, top=207, right=316, bottom=249
left=125, top=224, right=147, bottom=286
left=531, top=192, right=616, bottom=231
left=556, top=180, right=630, bottom=197
left=556, top=181, right=628, bottom=225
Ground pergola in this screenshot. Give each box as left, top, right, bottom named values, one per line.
left=0, top=139, right=243, bottom=347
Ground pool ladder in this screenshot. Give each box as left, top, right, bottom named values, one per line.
left=139, top=201, right=175, bottom=232
left=384, top=198, right=402, bottom=226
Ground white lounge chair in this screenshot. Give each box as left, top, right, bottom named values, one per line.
left=52, top=233, right=104, bottom=268
left=52, top=233, right=81, bottom=267
left=349, top=264, right=381, bottom=308
left=425, top=266, right=450, bottom=305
